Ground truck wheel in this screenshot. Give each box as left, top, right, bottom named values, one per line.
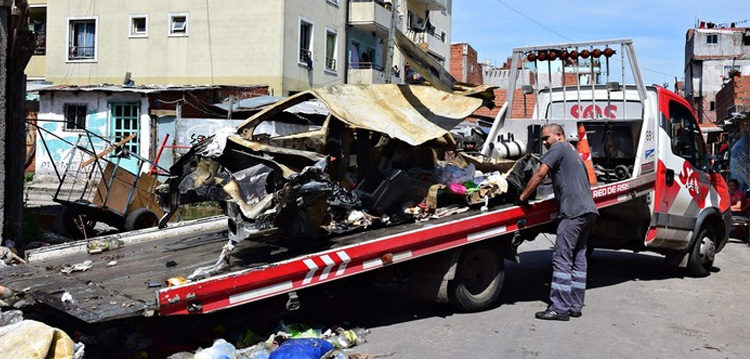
left=448, top=244, right=505, bottom=312
left=124, top=208, right=159, bottom=231
left=685, top=227, right=716, bottom=278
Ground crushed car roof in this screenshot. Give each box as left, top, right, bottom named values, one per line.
left=238, top=84, right=485, bottom=146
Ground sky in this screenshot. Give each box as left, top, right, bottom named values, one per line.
left=451, top=0, right=749, bottom=89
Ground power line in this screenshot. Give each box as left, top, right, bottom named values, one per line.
left=491, top=0, right=572, bottom=42
left=489, top=0, right=680, bottom=81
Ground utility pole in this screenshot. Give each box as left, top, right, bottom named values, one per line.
left=384, top=0, right=399, bottom=83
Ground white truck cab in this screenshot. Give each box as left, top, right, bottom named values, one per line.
left=484, top=39, right=731, bottom=276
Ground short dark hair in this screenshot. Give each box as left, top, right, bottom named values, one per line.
left=729, top=179, right=740, bottom=187
left=542, top=123, right=565, bottom=137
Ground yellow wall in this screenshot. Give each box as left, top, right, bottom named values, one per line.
left=26, top=55, right=46, bottom=79
left=46, top=0, right=287, bottom=92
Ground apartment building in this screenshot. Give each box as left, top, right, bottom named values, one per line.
left=684, top=24, right=750, bottom=123
left=24, top=0, right=452, bottom=96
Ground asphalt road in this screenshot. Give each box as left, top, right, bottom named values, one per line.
left=339, top=235, right=750, bottom=359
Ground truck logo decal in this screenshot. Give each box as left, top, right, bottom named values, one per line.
left=644, top=149, right=655, bottom=159
left=678, top=161, right=707, bottom=207
left=570, top=104, right=618, bottom=119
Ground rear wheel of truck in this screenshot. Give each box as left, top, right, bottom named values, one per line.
left=685, top=227, right=716, bottom=278
left=124, top=208, right=159, bottom=231
left=448, top=244, right=505, bottom=312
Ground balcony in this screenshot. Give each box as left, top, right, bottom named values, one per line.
left=347, top=63, right=400, bottom=84
left=348, top=0, right=392, bottom=35
left=407, top=0, right=447, bottom=11
left=407, top=27, right=446, bottom=56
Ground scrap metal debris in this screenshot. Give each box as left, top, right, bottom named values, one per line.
left=60, top=260, right=93, bottom=274
left=155, top=83, right=536, bottom=267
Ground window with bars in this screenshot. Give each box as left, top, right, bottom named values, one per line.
left=63, top=103, right=87, bottom=131
left=109, top=102, right=139, bottom=157
left=68, top=18, right=96, bottom=60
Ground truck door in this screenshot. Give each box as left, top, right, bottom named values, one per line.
left=649, top=90, right=711, bottom=248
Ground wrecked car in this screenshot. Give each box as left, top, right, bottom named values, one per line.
left=157, top=84, right=537, bottom=243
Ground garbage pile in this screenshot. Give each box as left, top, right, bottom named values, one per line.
left=225, top=151, right=539, bottom=241
left=169, top=322, right=373, bottom=359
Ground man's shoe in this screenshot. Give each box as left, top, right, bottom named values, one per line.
left=569, top=310, right=582, bottom=318
left=534, top=308, right=570, bottom=321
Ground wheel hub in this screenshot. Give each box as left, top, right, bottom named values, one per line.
left=699, top=236, right=715, bottom=265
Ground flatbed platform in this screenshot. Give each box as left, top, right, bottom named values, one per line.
left=1, top=204, right=514, bottom=323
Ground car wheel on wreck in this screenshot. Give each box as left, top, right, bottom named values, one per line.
left=124, top=208, right=159, bottom=231
left=448, top=244, right=505, bottom=312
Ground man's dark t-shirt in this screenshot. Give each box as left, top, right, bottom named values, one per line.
left=540, top=141, right=598, bottom=218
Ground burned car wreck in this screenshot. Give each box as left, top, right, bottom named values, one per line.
left=156, top=84, right=539, bottom=245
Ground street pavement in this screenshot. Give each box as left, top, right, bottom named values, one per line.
left=346, top=235, right=750, bottom=359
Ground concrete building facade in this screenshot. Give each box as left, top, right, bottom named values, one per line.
left=25, top=0, right=452, bottom=96
left=684, top=26, right=750, bottom=123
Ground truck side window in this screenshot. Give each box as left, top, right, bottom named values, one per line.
left=669, top=101, right=708, bottom=170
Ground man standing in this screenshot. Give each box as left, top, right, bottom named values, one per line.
left=519, top=124, right=598, bottom=321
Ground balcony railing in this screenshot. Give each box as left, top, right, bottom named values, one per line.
left=349, top=62, right=385, bottom=71
left=68, top=46, right=95, bottom=60
left=299, top=48, right=313, bottom=69
left=326, top=57, right=337, bottom=72
left=34, top=31, right=46, bottom=55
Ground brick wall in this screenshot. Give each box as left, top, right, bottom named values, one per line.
left=473, top=89, right=537, bottom=119
left=449, top=43, right=483, bottom=86
left=716, top=75, right=750, bottom=121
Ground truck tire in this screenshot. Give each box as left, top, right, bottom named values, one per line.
left=448, top=244, right=505, bottom=312
left=124, top=208, right=159, bottom=231
left=685, top=227, right=716, bottom=278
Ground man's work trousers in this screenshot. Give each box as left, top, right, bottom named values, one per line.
left=550, top=213, right=597, bottom=313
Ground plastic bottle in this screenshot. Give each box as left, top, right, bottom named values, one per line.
left=0, top=310, right=24, bottom=326
left=329, top=329, right=366, bottom=349
left=195, top=339, right=237, bottom=359
left=236, top=344, right=272, bottom=359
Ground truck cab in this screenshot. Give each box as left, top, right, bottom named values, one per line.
left=485, top=39, right=731, bottom=276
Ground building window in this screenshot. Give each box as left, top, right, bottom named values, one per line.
left=109, top=102, right=140, bottom=156
left=169, top=13, right=189, bottom=36
left=325, top=28, right=337, bottom=73
left=744, top=33, right=750, bottom=46
left=29, top=9, right=46, bottom=55
left=67, top=17, right=97, bottom=61
left=129, top=15, right=148, bottom=37
left=724, top=65, right=741, bottom=78
left=706, top=34, right=718, bottom=44
left=299, top=18, right=313, bottom=68
left=64, top=104, right=87, bottom=131
left=709, top=101, right=715, bottom=111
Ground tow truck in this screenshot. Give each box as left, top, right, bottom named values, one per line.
left=0, top=39, right=730, bottom=323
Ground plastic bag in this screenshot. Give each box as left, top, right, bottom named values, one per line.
left=268, top=338, right=334, bottom=359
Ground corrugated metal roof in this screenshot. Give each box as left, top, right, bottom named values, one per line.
left=39, top=84, right=222, bottom=94
left=238, top=84, right=483, bottom=146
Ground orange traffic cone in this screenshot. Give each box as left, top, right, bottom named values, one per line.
left=577, top=123, right=598, bottom=186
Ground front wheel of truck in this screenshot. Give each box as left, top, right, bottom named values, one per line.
left=448, top=244, right=505, bottom=312
left=685, top=227, right=716, bottom=277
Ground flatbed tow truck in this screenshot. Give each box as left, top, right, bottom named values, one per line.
left=0, top=39, right=731, bottom=323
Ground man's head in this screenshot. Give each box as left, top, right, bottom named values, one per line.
left=541, top=124, right=566, bottom=150
left=729, top=179, right=739, bottom=193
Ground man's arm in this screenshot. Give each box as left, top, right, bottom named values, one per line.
left=519, top=163, right=550, bottom=202
left=730, top=196, right=745, bottom=212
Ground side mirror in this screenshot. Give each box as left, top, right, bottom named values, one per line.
left=665, top=168, right=675, bottom=186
